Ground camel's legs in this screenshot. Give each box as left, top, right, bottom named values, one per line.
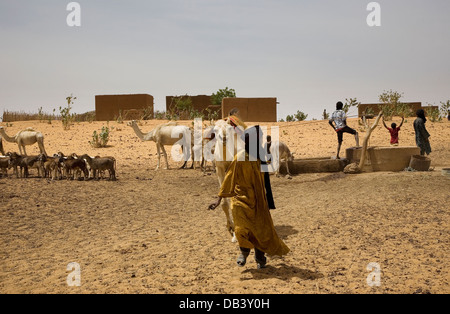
left=216, top=161, right=237, bottom=242
left=160, top=145, right=170, bottom=170
left=155, top=144, right=161, bottom=170
left=38, top=138, right=47, bottom=156
left=285, top=159, right=291, bottom=176
left=18, top=142, right=23, bottom=155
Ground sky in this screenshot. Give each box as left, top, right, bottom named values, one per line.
left=1, top=0, right=449, bottom=120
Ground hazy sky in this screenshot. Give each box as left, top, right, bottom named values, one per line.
left=1, top=0, right=449, bottom=120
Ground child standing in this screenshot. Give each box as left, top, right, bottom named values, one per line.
left=382, top=116, right=404, bottom=146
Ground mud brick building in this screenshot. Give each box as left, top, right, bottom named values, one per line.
left=165, top=95, right=220, bottom=116
left=222, top=97, right=278, bottom=122
left=95, top=94, right=154, bottom=121
left=358, top=102, right=422, bottom=118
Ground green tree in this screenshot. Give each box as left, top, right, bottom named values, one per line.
left=343, top=98, right=361, bottom=114
left=211, top=87, right=236, bottom=106
left=294, top=110, right=308, bottom=121
left=378, top=90, right=405, bottom=120
left=285, top=115, right=295, bottom=122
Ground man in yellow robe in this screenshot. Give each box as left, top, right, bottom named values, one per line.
left=209, top=126, right=290, bottom=268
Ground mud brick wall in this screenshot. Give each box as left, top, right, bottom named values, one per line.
left=422, top=106, right=439, bottom=115
left=358, top=102, right=422, bottom=118
left=166, top=95, right=220, bottom=116
left=95, top=94, right=154, bottom=121
left=222, top=98, right=277, bottom=122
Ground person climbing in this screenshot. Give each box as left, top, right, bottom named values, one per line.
left=329, top=101, right=360, bottom=159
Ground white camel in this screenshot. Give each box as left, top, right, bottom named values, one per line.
left=128, top=120, right=192, bottom=170
left=208, top=119, right=249, bottom=243
left=0, top=126, right=47, bottom=156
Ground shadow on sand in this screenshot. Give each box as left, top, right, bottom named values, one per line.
left=239, top=225, right=322, bottom=281
left=242, top=263, right=324, bottom=281
left=275, top=225, right=298, bottom=240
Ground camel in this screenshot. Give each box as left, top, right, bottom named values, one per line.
left=268, top=140, right=294, bottom=177
left=209, top=119, right=249, bottom=243
left=128, top=121, right=192, bottom=170
left=0, top=126, right=47, bottom=156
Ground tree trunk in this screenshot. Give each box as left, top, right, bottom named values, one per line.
left=344, top=112, right=383, bottom=174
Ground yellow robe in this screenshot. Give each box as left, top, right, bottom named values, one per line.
left=219, top=151, right=290, bottom=257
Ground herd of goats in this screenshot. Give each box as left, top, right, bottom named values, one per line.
left=0, top=151, right=116, bottom=181
left=0, top=125, right=116, bottom=181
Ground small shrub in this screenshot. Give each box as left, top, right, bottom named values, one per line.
left=426, top=106, right=442, bottom=123
left=440, top=100, right=450, bottom=120
left=154, top=110, right=167, bottom=120
left=90, top=126, right=111, bottom=148
left=140, top=106, right=154, bottom=120
left=286, top=115, right=295, bottom=122
left=60, top=95, right=76, bottom=130
left=205, top=108, right=220, bottom=123
left=116, top=110, right=124, bottom=124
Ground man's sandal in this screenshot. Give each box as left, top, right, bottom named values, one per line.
left=237, top=252, right=249, bottom=267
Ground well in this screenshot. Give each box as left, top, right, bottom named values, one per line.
left=279, top=157, right=349, bottom=175
left=346, top=146, right=421, bottom=172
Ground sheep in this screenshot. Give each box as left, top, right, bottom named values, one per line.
left=81, top=155, right=116, bottom=181
left=6, top=152, right=28, bottom=178
left=21, top=154, right=46, bottom=178
left=60, top=157, right=89, bottom=180
left=0, top=155, right=11, bottom=178
left=39, top=154, right=63, bottom=180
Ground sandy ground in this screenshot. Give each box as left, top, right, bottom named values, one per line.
left=0, top=118, right=449, bottom=294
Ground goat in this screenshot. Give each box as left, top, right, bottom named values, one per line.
left=0, top=155, right=10, bottom=178
left=61, top=157, right=89, bottom=180
left=6, top=152, right=28, bottom=178
left=39, top=154, right=63, bottom=180
left=81, top=155, right=116, bottom=181
left=21, top=155, right=45, bottom=178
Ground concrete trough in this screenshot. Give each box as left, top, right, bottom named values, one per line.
left=279, top=157, right=349, bottom=175
left=346, top=146, right=421, bottom=172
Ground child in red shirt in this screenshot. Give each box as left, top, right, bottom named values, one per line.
left=383, top=116, right=404, bottom=146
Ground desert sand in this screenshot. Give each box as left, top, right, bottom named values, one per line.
left=0, top=118, right=449, bottom=294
